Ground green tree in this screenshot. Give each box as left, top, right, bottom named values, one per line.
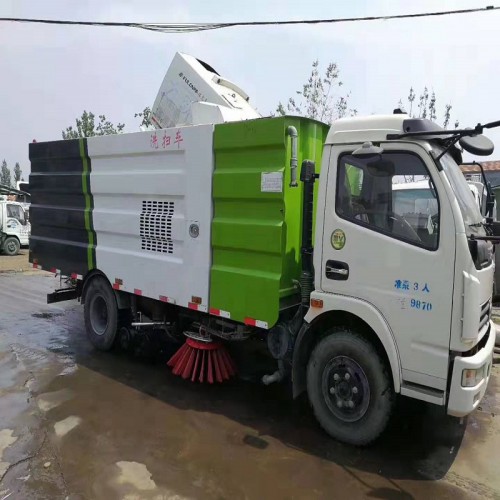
left=62, top=110, right=125, bottom=139
left=13, top=162, right=22, bottom=185
left=135, top=107, right=153, bottom=128
left=398, top=87, right=459, bottom=129
left=276, top=60, right=356, bottom=122
left=0, top=160, right=12, bottom=187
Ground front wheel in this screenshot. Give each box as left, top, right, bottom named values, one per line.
left=307, top=329, right=394, bottom=446
left=3, top=237, right=20, bottom=256
left=84, top=276, right=119, bottom=351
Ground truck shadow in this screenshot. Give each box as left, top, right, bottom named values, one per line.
left=53, top=307, right=469, bottom=485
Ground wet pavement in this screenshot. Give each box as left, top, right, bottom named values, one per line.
left=0, top=273, right=499, bottom=499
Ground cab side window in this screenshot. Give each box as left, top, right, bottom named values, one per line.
left=6, top=204, right=26, bottom=225
left=336, top=153, right=439, bottom=250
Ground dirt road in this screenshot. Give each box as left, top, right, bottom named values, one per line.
left=0, top=250, right=31, bottom=273
left=0, top=273, right=499, bottom=499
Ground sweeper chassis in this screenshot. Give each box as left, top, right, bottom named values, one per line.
left=69, top=272, right=295, bottom=385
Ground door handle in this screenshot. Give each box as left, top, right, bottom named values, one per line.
left=326, top=260, right=349, bottom=280
left=326, top=267, right=348, bottom=276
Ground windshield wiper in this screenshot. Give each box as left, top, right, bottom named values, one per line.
left=387, top=119, right=500, bottom=141
left=387, top=118, right=500, bottom=161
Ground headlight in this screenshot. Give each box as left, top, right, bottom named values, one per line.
left=462, top=365, right=487, bottom=387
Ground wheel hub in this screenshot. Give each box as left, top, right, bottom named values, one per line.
left=336, top=380, right=351, bottom=399
left=322, top=356, right=370, bottom=422
left=90, top=295, right=109, bottom=336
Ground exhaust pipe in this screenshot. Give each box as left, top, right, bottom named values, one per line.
left=300, top=160, right=317, bottom=308
left=287, top=126, right=298, bottom=187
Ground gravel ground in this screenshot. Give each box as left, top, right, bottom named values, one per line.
left=0, top=250, right=32, bottom=273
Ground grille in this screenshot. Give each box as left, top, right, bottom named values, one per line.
left=140, top=201, right=174, bottom=254
left=479, top=299, right=491, bottom=335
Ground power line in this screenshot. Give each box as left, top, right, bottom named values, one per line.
left=0, top=5, right=498, bottom=34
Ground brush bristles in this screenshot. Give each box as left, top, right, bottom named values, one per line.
left=167, top=339, right=236, bottom=383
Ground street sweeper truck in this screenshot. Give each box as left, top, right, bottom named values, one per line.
left=29, top=53, right=498, bottom=445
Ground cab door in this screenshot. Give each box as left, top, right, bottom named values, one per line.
left=320, top=143, right=456, bottom=389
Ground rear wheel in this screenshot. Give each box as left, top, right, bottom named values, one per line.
left=3, top=237, right=20, bottom=256
left=84, top=276, right=119, bottom=351
left=307, top=328, right=394, bottom=446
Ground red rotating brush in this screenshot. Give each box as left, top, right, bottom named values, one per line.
left=167, top=337, right=236, bottom=383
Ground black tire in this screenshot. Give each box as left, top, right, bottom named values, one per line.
left=3, top=237, right=20, bottom=256
left=83, top=276, right=119, bottom=351
left=307, top=328, right=394, bottom=446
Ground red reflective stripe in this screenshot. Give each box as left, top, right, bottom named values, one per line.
left=210, top=308, right=230, bottom=318
left=134, top=289, right=142, bottom=296
left=71, top=273, right=78, bottom=279
left=244, top=318, right=268, bottom=328
left=112, top=283, right=120, bottom=290
left=188, top=302, right=198, bottom=310
left=159, top=295, right=169, bottom=302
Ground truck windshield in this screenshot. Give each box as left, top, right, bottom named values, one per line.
left=439, top=152, right=483, bottom=228
left=6, top=203, right=26, bottom=225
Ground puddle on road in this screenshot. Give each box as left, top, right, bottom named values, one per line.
left=0, top=351, right=20, bottom=390
left=36, top=388, right=73, bottom=412
left=31, top=312, right=64, bottom=320
left=8, top=344, right=52, bottom=372
left=58, top=363, right=78, bottom=377
left=1, top=278, right=499, bottom=499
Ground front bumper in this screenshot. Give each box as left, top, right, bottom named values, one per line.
left=447, top=321, right=495, bottom=417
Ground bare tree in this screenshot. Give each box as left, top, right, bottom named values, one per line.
left=276, top=60, right=356, bottom=122
left=398, top=87, right=458, bottom=129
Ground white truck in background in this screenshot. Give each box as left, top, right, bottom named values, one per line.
left=0, top=200, right=30, bottom=255
left=0, top=184, right=31, bottom=255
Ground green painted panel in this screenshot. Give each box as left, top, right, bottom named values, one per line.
left=210, top=116, right=329, bottom=327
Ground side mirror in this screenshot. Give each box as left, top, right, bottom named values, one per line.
left=459, top=133, right=494, bottom=156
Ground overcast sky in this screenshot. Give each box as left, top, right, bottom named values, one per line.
left=1, top=0, right=499, bottom=178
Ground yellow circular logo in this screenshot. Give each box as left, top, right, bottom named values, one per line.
left=331, top=229, right=346, bottom=250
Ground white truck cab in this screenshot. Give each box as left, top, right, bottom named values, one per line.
left=306, top=115, right=495, bottom=427
left=0, top=200, right=30, bottom=255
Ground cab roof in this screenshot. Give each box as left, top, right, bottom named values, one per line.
left=325, top=114, right=443, bottom=145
